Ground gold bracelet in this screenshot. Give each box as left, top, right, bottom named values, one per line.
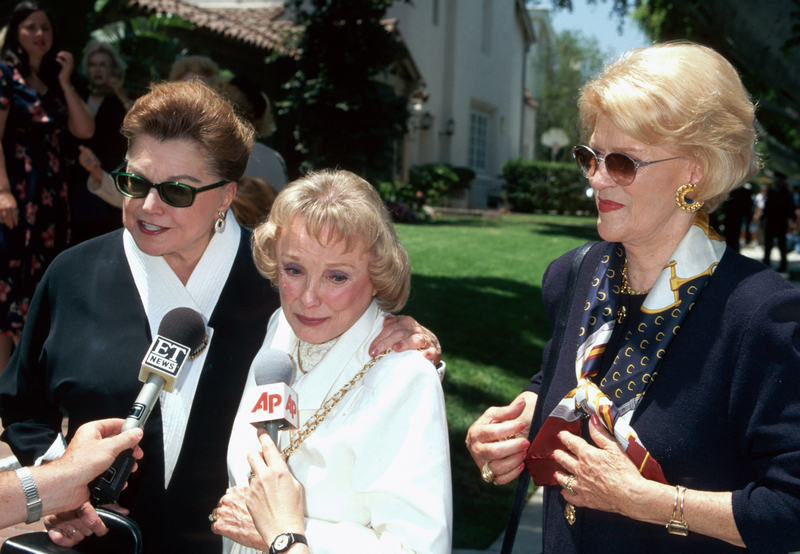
left=666, top=485, right=689, bottom=536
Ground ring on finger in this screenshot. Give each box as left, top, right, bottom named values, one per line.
left=60, top=528, right=77, bottom=539
left=481, top=462, right=498, bottom=485
left=247, top=470, right=255, bottom=483
left=208, top=508, right=219, bottom=523
left=417, top=333, right=429, bottom=351
left=564, top=474, right=577, bottom=495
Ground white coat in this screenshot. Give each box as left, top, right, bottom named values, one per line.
left=226, top=301, right=452, bottom=553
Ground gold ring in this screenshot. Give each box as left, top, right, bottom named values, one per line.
left=208, top=508, right=219, bottom=522
left=417, top=333, right=430, bottom=351
left=60, top=528, right=77, bottom=539
left=564, top=474, right=577, bottom=495
left=247, top=470, right=255, bottom=483
left=481, top=462, right=498, bottom=485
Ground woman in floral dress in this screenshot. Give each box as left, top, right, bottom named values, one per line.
left=0, top=1, right=94, bottom=368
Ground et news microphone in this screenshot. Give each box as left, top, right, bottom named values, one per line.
left=243, top=348, right=298, bottom=445
left=90, top=307, right=207, bottom=506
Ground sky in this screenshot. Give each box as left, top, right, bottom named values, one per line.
left=547, top=1, right=651, bottom=61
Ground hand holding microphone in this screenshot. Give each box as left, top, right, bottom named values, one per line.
left=244, top=349, right=298, bottom=445
left=90, top=307, right=207, bottom=506
left=210, top=349, right=299, bottom=549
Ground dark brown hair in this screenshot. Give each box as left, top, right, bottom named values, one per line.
left=121, top=80, right=254, bottom=182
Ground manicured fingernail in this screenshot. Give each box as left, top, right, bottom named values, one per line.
left=518, top=463, right=525, bottom=470
left=522, top=440, right=530, bottom=449
left=369, top=348, right=377, bottom=356
left=590, top=414, right=600, bottom=426
left=519, top=422, right=527, bottom=431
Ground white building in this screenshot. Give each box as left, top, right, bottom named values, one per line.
left=133, top=0, right=538, bottom=208
left=387, top=0, right=535, bottom=208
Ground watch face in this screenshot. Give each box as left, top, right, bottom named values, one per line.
left=275, top=535, right=290, bottom=550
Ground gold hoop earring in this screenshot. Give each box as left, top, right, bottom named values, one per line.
left=215, top=210, right=227, bottom=233
left=675, top=183, right=704, bottom=213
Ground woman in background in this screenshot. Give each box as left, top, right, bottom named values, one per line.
left=69, top=39, right=130, bottom=244
left=0, top=0, right=94, bottom=368
left=215, top=76, right=288, bottom=191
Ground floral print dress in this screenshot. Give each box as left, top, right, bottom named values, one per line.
left=0, top=61, right=70, bottom=334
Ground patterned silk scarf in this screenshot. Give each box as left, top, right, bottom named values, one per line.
left=526, top=211, right=726, bottom=486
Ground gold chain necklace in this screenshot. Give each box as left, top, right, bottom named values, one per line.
left=620, top=258, right=650, bottom=295
left=295, top=341, right=307, bottom=374
left=282, top=348, right=392, bottom=458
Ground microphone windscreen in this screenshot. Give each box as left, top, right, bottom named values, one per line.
left=157, top=307, right=206, bottom=350
left=253, top=348, right=293, bottom=386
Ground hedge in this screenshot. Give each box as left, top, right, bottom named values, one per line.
left=502, top=159, right=596, bottom=215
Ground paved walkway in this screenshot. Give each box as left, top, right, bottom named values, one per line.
left=0, top=243, right=797, bottom=549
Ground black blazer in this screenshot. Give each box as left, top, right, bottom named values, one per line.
left=0, top=229, right=279, bottom=553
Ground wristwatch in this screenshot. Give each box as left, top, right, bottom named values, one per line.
left=269, top=532, right=307, bottom=553
left=15, top=467, right=42, bottom=524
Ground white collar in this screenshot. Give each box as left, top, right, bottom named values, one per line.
left=123, top=210, right=241, bottom=486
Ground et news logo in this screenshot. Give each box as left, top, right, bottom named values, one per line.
left=144, top=337, right=189, bottom=377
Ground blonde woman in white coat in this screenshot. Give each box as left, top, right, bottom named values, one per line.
left=215, top=169, right=452, bottom=554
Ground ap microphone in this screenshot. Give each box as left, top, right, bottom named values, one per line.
left=90, top=307, right=206, bottom=506
left=243, top=348, right=298, bottom=445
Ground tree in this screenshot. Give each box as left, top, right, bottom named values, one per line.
left=537, top=30, right=607, bottom=161
left=548, top=0, right=800, bottom=173
left=280, top=0, right=410, bottom=182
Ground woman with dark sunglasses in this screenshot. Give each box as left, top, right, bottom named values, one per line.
left=467, top=41, right=800, bottom=553
left=0, top=80, right=441, bottom=553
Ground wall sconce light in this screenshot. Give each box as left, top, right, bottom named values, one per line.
left=441, top=118, right=455, bottom=137
left=419, top=111, right=433, bottom=130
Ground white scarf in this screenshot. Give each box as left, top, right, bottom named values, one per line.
left=123, top=209, right=240, bottom=486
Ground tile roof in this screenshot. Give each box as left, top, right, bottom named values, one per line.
left=128, top=0, right=300, bottom=54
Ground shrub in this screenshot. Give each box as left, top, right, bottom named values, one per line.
left=502, top=159, right=596, bottom=214
left=376, top=163, right=472, bottom=222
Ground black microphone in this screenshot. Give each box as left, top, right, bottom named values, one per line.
left=246, top=348, right=297, bottom=445
left=90, top=307, right=206, bottom=506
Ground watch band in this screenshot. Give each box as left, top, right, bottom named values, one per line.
left=268, top=532, right=308, bottom=554
left=15, top=467, right=42, bottom=524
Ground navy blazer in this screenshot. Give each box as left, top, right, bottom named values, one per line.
left=528, top=243, right=800, bottom=553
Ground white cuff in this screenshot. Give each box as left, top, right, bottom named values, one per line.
left=33, top=433, right=67, bottom=466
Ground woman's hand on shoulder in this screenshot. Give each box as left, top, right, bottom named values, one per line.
left=465, top=392, right=535, bottom=485
left=245, top=430, right=306, bottom=549
left=0, top=190, right=18, bottom=228
left=369, top=314, right=442, bottom=365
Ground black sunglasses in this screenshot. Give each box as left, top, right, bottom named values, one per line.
left=572, top=145, right=679, bottom=187
left=112, top=164, right=230, bottom=208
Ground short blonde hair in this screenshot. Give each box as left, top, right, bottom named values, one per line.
left=81, top=40, right=126, bottom=81
left=578, top=41, right=759, bottom=211
left=168, top=55, right=220, bottom=83
left=252, top=169, right=411, bottom=313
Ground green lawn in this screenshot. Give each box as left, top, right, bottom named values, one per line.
left=396, top=212, right=600, bottom=549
